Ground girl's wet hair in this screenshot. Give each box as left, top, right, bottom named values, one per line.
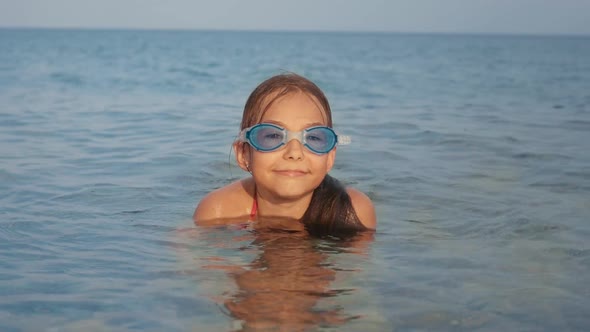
left=240, top=73, right=367, bottom=236
left=301, top=174, right=367, bottom=237
left=240, top=72, right=332, bottom=129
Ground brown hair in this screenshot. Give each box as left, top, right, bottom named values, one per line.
left=240, top=73, right=367, bottom=236
left=240, top=72, right=332, bottom=130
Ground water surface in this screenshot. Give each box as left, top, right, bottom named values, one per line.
left=1, top=28, right=589, bottom=331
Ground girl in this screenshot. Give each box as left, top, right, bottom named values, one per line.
left=193, top=73, right=376, bottom=235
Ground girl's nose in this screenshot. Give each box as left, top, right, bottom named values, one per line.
left=283, top=138, right=304, bottom=160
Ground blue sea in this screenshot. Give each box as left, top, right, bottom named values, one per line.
left=1, top=28, right=589, bottom=331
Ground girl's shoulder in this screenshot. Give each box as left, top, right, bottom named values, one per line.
left=193, top=178, right=255, bottom=225
left=346, top=187, right=377, bottom=230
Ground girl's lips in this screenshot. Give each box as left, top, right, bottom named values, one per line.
left=274, top=170, right=308, bottom=177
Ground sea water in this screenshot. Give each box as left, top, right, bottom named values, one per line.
left=1, top=28, right=589, bottom=331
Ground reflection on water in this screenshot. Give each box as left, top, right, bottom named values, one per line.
left=194, top=219, right=374, bottom=331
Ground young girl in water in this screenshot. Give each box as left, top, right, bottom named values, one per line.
left=193, top=73, right=376, bottom=234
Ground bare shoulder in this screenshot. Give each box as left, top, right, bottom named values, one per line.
left=193, top=178, right=254, bottom=225
left=346, top=187, right=377, bottom=230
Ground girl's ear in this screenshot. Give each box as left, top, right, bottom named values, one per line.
left=234, top=142, right=251, bottom=172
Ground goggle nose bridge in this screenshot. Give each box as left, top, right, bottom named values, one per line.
left=284, top=130, right=306, bottom=145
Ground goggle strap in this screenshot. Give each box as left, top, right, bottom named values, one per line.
left=237, top=126, right=252, bottom=143
left=337, top=135, right=352, bottom=145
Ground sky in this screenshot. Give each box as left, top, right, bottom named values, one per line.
left=0, top=0, right=589, bottom=36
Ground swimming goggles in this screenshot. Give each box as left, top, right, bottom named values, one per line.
left=238, top=123, right=351, bottom=155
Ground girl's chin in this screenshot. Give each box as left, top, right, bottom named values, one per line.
left=265, top=186, right=315, bottom=201
left=256, top=176, right=324, bottom=199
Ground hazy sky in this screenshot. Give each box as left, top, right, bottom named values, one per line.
left=1, top=0, right=589, bottom=35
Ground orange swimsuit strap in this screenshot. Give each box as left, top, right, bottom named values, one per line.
left=249, top=186, right=257, bottom=219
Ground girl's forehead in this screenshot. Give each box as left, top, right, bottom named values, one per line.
left=259, top=92, right=327, bottom=124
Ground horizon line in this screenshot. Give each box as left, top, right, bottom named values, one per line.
left=1, top=25, right=589, bottom=38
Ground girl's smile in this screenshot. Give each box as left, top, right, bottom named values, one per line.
left=273, top=169, right=309, bottom=177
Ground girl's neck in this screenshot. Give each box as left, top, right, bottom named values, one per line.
left=255, top=190, right=313, bottom=220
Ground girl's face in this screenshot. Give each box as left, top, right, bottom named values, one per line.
left=240, top=92, right=336, bottom=202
